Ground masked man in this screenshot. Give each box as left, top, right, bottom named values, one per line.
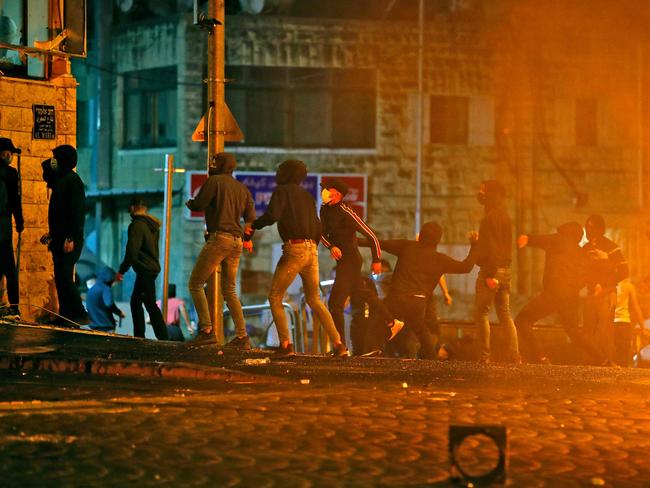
left=247, top=160, right=347, bottom=357
left=516, top=222, right=605, bottom=365
left=0, top=138, right=23, bottom=319
left=473, top=180, right=519, bottom=363
left=319, top=178, right=403, bottom=352
left=185, top=152, right=255, bottom=348
left=582, top=214, right=629, bottom=366
left=41, top=145, right=89, bottom=326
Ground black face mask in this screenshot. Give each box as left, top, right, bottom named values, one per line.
left=476, top=192, right=486, bottom=205
left=42, top=159, right=58, bottom=188
left=0, top=156, right=10, bottom=166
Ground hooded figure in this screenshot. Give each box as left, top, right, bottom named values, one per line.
left=117, top=198, right=168, bottom=340
left=515, top=222, right=605, bottom=365
left=185, top=152, right=255, bottom=347
left=41, top=145, right=89, bottom=325
left=250, top=159, right=347, bottom=357
left=0, top=137, right=23, bottom=318
left=86, top=267, right=123, bottom=331
left=473, top=179, right=519, bottom=363
left=275, top=159, right=307, bottom=185
left=359, top=221, right=476, bottom=359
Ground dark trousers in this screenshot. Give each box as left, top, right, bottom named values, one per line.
left=515, top=290, right=605, bottom=364
left=584, top=290, right=617, bottom=363
left=52, top=246, right=88, bottom=321
left=614, top=322, right=633, bottom=367
left=329, top=258, right=393, bottom=344
left=0, top=239, right=18, bottom=308
left=131, top=272, right=168, bottom=340
left=388, top=298, right=439, bottom=358
left=384, top=294, right=438, bottom=359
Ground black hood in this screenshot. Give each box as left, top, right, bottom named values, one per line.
left=276, top=159, right=307, bottom=185
left=52, top=145, right=78, bottom=173
left=133, top=213, right=161, bottom=232
left=481, top=179, right=506, bottom=208
left=557, top=221, right=584, bottom=244
left=41, top=158, right=58, bottom=188
left=208, top=152, right=237, bottom=175
left=419, top=222, right=442, bottom=246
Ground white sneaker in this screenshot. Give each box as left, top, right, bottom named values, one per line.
left=388, top=319, right=404, bottom=341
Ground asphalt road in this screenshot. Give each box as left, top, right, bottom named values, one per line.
left=2, top=359, right=650, bottom=487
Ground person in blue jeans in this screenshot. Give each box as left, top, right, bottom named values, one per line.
left=473, top=180, right=520, bottom=363
left=247, top=160, right=347, bottom=357
left=186, top=153, right=255, bottom=348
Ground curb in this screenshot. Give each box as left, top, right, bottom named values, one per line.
left=0, top=354, right=288, bottom=384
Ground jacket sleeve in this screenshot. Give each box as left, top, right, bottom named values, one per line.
left=62, top=175, right=85, bottom=244
left=242, top=189, right=255, bottom=224
left=186, top=176, right=217, bottom=211
left=7, top=169, right=23, bottom=232
left=341, top=204, right=381, bottom=262
left=373, top=239, right=408, bottom=256
left=319, top=205, right=332, bottom=249
left=253, top=187, right=285, bottom=230
left=118, top=222, right=142, bottom=274
left=526, top=234, right=556, bottom=251
left=439, top=243, right=476, bottom=274
left=609, top=246, right=629, bottom=283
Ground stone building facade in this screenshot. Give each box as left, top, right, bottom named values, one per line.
left=80, top=1, right=650, bottom=314
left=0, top=65, right=78, bottom=319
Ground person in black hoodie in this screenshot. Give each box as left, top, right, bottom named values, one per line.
left=247, top=160, right=347, bottom=357
left=473, top=180, right=519, bottom=363
left=515, top=222, right=605, bottom=364
left=581, top=214, right=629, bottom=365
left=41, top=145, right=89, bottom=325
left=362, top=222, right=476, bottom=359
left=320, top=178, right=403, bottom=350
left=0, top=137, right=23, bottom=319
left=116, top=198, right=168, bottom=340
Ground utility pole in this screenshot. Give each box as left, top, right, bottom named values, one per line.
left=203, top=0, right=226, bottom=343
left=415, top=0, right=424, bottom=236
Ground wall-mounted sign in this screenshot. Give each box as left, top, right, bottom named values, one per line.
left=185, top=171, right=367, bottom=221
left=32, top=104, right=56, bottom=140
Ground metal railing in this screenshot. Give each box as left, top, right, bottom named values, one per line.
left=223, top=301, right=304, bottom=350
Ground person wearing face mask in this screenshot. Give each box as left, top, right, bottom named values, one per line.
left=319, top=179, right=404, bottom=352
left=40, top=145, right=89, bottom=326
left=0, top=138, right=23, bottom=319
left=473, top=180, right=520, bottom=363
left=515, top=222, right=605, bottom=365
left=246, top=160, right=347, bottom=357
left=581, top=214, right=629, bottom=366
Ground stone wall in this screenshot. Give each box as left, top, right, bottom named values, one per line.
left=0, top=70, right=77, bottom=320
left=100, top=3, right=650, bottom=311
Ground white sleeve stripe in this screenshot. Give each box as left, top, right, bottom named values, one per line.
left=341, top=204, right=381, bottom=259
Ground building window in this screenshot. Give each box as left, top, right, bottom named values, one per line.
left=575, top=98, right=598, bottom=146
left=123, top=67, right=177, bottom=148
left=226, top=66, right=376, bottom=149
left=430, top=95, right=469, bottom=144
left=0, top=0, right=48, bottom=78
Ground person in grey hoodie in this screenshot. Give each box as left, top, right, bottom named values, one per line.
left=116, top=198, right=168, bottom=340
